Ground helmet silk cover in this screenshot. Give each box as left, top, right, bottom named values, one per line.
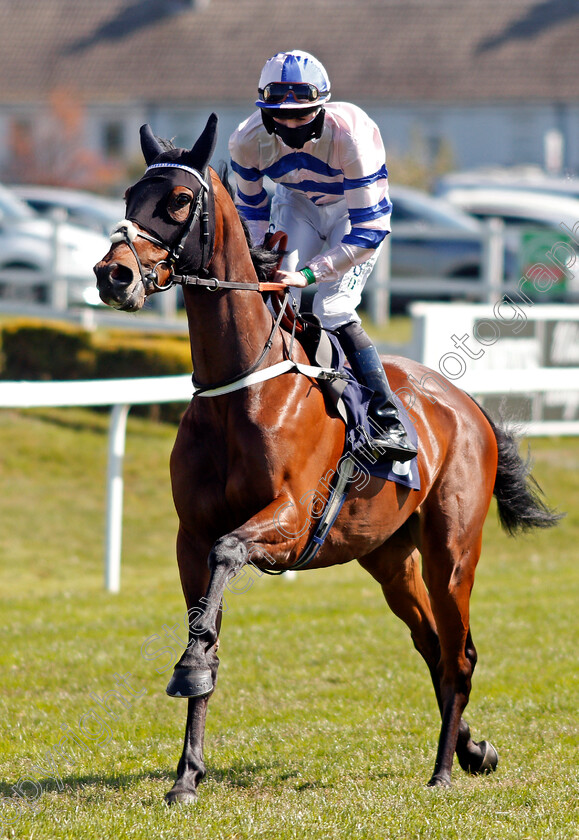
left=257, top=50, right=331, bottom=110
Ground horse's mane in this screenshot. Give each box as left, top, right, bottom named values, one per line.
left=216, top=162, right=281, bottom=284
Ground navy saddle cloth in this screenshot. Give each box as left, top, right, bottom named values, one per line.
left=300, top=323, right=420, bottom=491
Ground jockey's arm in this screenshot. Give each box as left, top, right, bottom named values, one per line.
left=301, top=121, right=392, bottom=284
left=229, top=127, right=270, bottom=247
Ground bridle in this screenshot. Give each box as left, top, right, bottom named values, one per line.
left=109, top=162, right=285, bottom=295
left=110, top=162, right=214, bottom=294
left=109, top=161, right=294, bottom=394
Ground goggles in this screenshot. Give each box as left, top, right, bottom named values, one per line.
left=259, top=82, right=323, bottom=105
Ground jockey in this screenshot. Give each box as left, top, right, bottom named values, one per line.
left=229, top=50, right=417, bottom=462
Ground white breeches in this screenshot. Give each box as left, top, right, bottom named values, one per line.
left=270, top=186, right=381, bottom=330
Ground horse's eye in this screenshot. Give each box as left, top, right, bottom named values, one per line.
left=168, top=190, right=194, bottom=221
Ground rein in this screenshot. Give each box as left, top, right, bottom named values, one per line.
left=191, top=289, right=291, bottom=395
left=171, top=275, right=288, bottom=292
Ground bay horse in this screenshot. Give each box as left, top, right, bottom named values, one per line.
left=94, top=114, right=559, bottom=803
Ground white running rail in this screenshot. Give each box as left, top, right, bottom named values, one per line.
left=1, top=369, right=577, bottom=592
left=0, top=376, right=192, bottom=594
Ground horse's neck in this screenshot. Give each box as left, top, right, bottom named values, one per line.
left=183, top=200, right=279, bottom=387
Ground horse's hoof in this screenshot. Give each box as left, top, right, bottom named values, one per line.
left=166, top=667, right=213, bottom=698
left=165, top=787, right=198, bottom=806
left=474, top=740, right=499, bottom=774
left=427, top=773, right=452, bottom=788
left=458, top=738, right=499, bottom=775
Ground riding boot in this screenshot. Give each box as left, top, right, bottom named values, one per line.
left=335, top=321, right=418, bottom=463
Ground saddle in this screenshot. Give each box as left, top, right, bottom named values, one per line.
left=259, top=233, right=419, bottom=576
left=262, top=231, right=419, bottom=490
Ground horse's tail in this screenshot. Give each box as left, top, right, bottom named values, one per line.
left=474, top=400, right=563, bottom=535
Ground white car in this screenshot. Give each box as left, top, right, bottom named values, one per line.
left=441, top=186, right=579, bottom=297
left=440, top=185, right=579, bottom=229
left=0, top=184, right=110, bottom=306
left=435, top=167, right=579, bottom=202
left=12, top=185, right=124, bottom=238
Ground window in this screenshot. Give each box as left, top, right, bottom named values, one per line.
left=103, top=121, right=124, bottom=159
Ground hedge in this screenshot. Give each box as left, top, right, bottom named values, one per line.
left=0, top=318, right=193, bottom=421
left=0, top=321, right=96, bottom=381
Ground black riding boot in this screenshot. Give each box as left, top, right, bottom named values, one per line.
left=335, top=321, right=418, bottom=463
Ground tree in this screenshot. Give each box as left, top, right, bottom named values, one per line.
left=3, top=87, right=122, bottom=192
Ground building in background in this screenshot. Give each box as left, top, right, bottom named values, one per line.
left=1, top=0, right=578, bottom=191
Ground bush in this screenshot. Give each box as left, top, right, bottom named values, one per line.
left=92, top=333, right=192, bottom=422
left=93, top=333, right=191, bottom=379
left=0, top=319, right=193, bottom=422
left=0, top=320, right=96, bottom=380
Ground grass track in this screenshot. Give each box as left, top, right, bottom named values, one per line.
left=0, top=408, right=578, bottom=839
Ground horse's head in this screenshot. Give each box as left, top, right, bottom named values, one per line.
left=94, top=114, right=218, bottom=311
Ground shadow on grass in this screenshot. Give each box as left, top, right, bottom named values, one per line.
left=0, top=768, right=171, bottom=800
left=21, top=407, right=110, bottom=436
left=0, top=764, right=308, bottom=802
left=0, top=761, right=403, bottom=808
left=206, top=759, right=293, bottom=789
left=206, top=760, right=398, bottom=790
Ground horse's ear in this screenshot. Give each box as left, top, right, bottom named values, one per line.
left=186, top=113, right=218, bottom=172
left=140, top=124, right=164, bottom=165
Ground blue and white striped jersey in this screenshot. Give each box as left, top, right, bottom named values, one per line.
left=228, top=102, right=392, bottom=281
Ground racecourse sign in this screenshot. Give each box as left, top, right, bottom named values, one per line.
left=409, top=303, right=579, bottom=428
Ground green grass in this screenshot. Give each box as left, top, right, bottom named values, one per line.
left=0, top=408, right=578, bottom=839
left=363, top=313, right=413, bottom=346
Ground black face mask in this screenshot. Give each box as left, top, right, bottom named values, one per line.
left=261, top=108, right=325, bottom=149
left=125, top=165, right=214, bottom=274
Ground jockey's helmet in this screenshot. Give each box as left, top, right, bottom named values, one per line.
left=256, top=50, right=331, bottom=110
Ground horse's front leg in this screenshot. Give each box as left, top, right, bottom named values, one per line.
left=167, top=533, right=246, bottom=700
left=165, top=494, right=304, bottom=804
left=165, top=531, right=247, bottom=805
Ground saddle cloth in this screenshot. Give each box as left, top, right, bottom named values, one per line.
left=298, top=319, right=420, bottom=491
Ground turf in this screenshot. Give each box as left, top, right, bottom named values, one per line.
left=0, top=408, right=577, bottom=839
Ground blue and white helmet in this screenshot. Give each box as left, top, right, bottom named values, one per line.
left=256, top=50, right=331, bottom=110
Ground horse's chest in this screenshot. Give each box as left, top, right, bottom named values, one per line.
left=172, top=427, right=278, bottom=523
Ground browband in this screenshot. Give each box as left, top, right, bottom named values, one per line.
left=144, top=163, right=209, bottom=191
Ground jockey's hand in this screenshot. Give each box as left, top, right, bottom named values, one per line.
left=275, top=269, right=310, bottom=288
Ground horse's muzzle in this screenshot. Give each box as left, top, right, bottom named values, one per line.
left=93, top=261, right=145, bottom=311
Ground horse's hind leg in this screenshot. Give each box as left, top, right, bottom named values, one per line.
left=455, top=629, right=499, bottom=775
left=360, top=536, right=441, bottom=696
left=359, top=530, right=497, bottom=785
left=420, top=517, right=497, bottom=786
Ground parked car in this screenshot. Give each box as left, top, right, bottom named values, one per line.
left=0, top=184, right=110, bottom=306
left=12, top=185, right=124, bottom=238
left=435, top=167, right=579, bottom=202
left=437, top=185, right=579, bottom=229
left=440, top=186, right=579, bottom=298
left=389, top=185, right=486, bottom=274
left=378, top=186, right=517, bottom=311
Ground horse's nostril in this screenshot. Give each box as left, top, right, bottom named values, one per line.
left=98, top=262, right=134, bottom=286
left=110, top=262, right=135, bottom=285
